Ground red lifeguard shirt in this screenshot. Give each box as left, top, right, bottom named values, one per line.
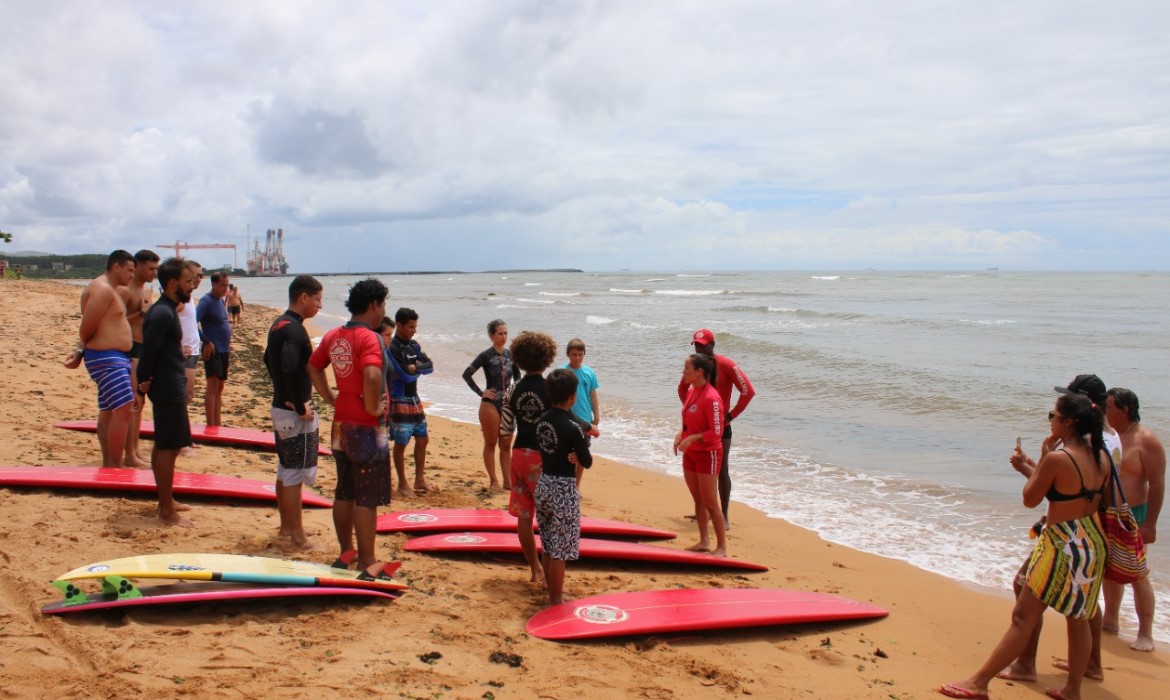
left=681, top=382, right=723, bottom=452
left=309, top=322, right=385, bottom=426
left=677, top=353, right=755, bottom=421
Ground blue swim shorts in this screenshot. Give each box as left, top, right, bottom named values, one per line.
left=84, top=348, right=135, bottom=412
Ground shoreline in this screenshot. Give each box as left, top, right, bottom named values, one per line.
left=0, top=278, right=1163, bottom=698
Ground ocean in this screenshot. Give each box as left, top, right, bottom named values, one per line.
left=233, top=269, right=1169, bottom=640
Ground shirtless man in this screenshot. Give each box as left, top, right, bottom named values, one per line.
left=1103, top=387, right=1164, bottom=652
left=138, top=257, right=196, bottom=527
left=120, top=249, right=160, bottom=467
left=75, top=250, right=137, bottom=467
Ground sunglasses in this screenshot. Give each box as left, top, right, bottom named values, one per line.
left=1048, top=411, right=1063, bottom=420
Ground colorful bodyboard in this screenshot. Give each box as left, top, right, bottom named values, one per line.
left=54, top=553, right=407, bottom=593
left=43, top=577, right=398, bottom=615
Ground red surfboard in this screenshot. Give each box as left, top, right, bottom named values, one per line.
left=377, top=509, right=675, bottom=540
left=0, top=466, right=333, bottom=507
left=42, top=580, right=399, bottom=615
left=404, top=532, right=767, bottom=571
left=55, top=420, right=333, bottom=456
left=526, top=588, right=889, bottom=640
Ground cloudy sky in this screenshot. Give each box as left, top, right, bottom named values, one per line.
left=2, top=1, right=1167, bottom=271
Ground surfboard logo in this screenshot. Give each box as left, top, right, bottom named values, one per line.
left=574, top=604, right=630, bottom=625
left=167, top=564, right=206, bottom=571
left=444, top=535, right=487, bottom=544
left=398, top=513, right=438, bottom=523
left=86, top=565, right=111, bottom=573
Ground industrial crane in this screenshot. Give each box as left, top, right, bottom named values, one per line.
left=157, top=242, right=238, bottom=270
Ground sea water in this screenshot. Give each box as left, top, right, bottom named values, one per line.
left=234, top=270, right=1169, bottom=640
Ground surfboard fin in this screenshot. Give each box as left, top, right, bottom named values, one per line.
left=52, top=579, right=91, bottom=606
left=101, top=575, right=143, bottom=601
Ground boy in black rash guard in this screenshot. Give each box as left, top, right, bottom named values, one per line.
left=534, top=368, right=593, bottom=606
left=263, top=275, right=324, bottom=551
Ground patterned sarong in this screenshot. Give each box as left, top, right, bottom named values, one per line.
left=1025, top=512, right=1106, bottom=620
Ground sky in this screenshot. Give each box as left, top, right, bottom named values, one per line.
left=1, top=1, right=1168, bottom=272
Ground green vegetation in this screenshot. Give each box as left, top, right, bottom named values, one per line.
left=1, top=253, right=107, bottom=279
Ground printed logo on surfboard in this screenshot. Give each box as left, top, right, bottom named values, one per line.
left=167, top=564, right=206, bottom=571
left=444, top=535, right=487, bottom=544
left=398, top=513, right=438, bottom=523
left=86, top=565, right=112, bottom=573
left=574, top=604, right=631, bottom=625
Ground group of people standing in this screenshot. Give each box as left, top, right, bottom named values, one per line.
left=71, top=250, right=237, bottom=528
left=941, top=375, right=1164, bottom=700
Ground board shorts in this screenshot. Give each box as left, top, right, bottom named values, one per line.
left=150, top=400, right=193, bottom=451
left=508, top=447, right=543, bottom=520
left=204, top=351, right=230, bottom=380
left=1132, top=502, right=1148, bottom=525
left=683, top=448, right=722, bottom=475
left=535, top=473, right=580, bottom=561
left=83, top=348, right=135, bottom=412
left=390, top=396, right=427, bottom=445
left=184, top=355, right=199, bottom=370
left=229, top=306, right=241, bottom=318
left=331, top=421, right=390, bottom=508
left=1025, top=512, right=1106, bottom=620
left=272, top=406, right=319, bottom=487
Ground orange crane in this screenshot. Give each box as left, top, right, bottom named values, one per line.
left=156, top=241, right=238, bottom=270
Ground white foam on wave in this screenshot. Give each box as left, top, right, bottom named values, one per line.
left=767, top=306, right=798, bottom=313
left=610, top=288, right=645, bottom=294
left=644, top=278, right=666, bottom=282
left=495, top=304, right=527, bottom=309
left=654, top=289, right=724, bottom=296
left=524, top=282, right=543, bottom=286
left=811, top=275, right=840, bottom=281
left=587, top=315, right=617, bottom=325
left=514, top=297, right=557, bottom=304
left=677, top=273, right=710, bottom=278
left=540, top=291, right=581, bottom=297
left=959, top=319, right=1017, bottom=325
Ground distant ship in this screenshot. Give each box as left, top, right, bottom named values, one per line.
left=247, top=227, right=289, bottom=276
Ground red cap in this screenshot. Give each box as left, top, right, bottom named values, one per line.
left=691, top=328, right=715, bottom=346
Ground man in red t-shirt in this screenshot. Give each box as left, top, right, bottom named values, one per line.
left=677, top=328, right=755, bottom=528
left=308, top=278, right=392, bottom=580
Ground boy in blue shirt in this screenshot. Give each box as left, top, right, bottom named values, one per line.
left=562, top=338, right=600, bottom=434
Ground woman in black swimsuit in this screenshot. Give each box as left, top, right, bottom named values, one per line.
left=463, top=319, right=520, bottom=491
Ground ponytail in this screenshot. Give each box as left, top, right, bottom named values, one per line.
left=1056, top=393, right=1105, bottom=462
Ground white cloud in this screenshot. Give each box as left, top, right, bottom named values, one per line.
left=1, top=1, right=1167, bottom=270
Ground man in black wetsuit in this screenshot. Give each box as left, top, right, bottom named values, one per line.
left=264, top=275, right=325, bottom=550
left=137, top=257, right=194, bottom=528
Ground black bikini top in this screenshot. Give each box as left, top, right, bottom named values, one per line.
left=1046, top=448, right=1106, bottom=502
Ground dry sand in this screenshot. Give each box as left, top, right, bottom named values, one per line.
left=0, top=278, right=1165, bottom=699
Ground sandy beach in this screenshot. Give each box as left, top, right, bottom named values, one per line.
left=0, top=278, right=1165, bottom=699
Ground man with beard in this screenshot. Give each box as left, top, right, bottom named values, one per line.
left=137, top=257, right=195, bottom=527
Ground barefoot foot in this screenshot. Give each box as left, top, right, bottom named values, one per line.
left=1131, top=634, right=1155, bottom=652
left=685, top=541, right=711, bottom=553
left=1051, top=659, right=1103, bottom=681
